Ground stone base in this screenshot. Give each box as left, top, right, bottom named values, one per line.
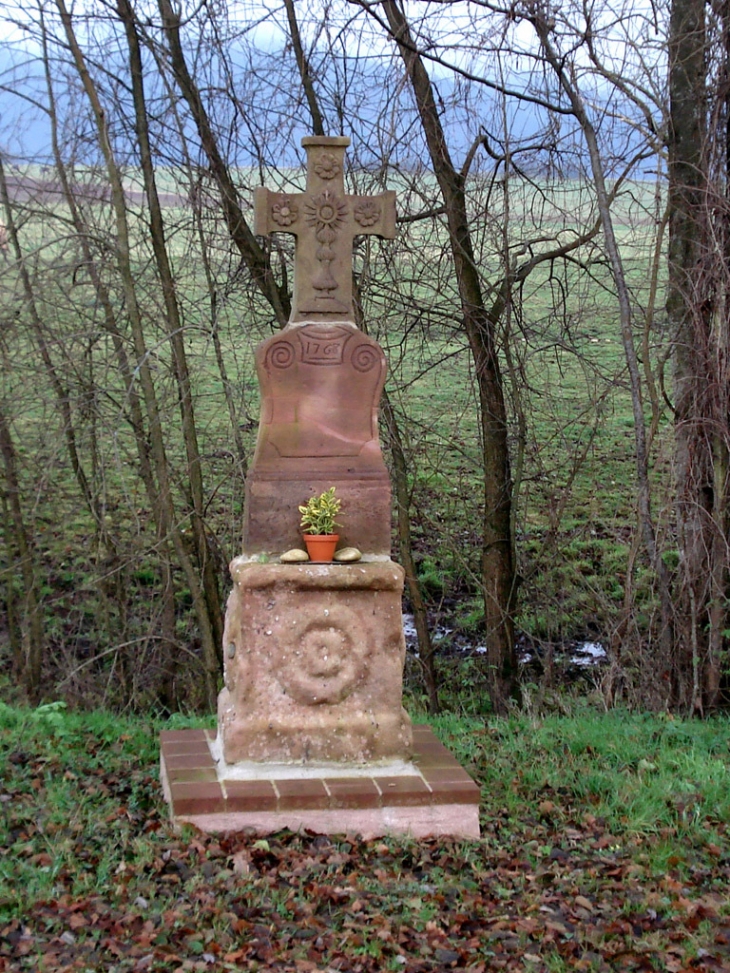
left=219, top=559, right=412, bottom=764
left=160, top=725, right=481, bottom=840
left=244, top=472, right=392, bottom=555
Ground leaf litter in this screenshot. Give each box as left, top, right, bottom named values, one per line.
left=2, top=725, right=729, bottom=972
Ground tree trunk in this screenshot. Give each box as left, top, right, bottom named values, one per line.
left=118, top=0, right=223, bottom=675
left=531, top=10, right=675, bottom=706
left=0, top=487, right=24, bottom=679
left=57, top=0, right=220, bottom=710
left=0, top=406, right=44, bottom=701
left=282, top=0, right=325, bottom=137
left=667, top=0, right=726, bottom=712
left=382, top=0, right=518, bottom=714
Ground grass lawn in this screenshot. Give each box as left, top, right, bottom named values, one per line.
left=2, top=702, right=729, bottom=972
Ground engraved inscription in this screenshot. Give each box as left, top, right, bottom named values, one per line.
left=301, top=339, right=344, bottom=364
left=299, top=325, right=352, bottom=365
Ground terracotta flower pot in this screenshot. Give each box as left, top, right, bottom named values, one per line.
left=303, top=534, right=339, bottom=562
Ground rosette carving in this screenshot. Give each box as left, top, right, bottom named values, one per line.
left=354, top=199, right=381, bottom=228
left=314, top=152, right=340, bottom=180
left=271, top=195, right=298, bottom=227
left=278, top=605, right=369, bottom=705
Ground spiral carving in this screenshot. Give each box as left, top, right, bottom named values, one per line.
left=278, top=606, right=369, bottom=705
left=266, top=341, right=294, bottom=370
left=351, top=343, right=380, bottom=373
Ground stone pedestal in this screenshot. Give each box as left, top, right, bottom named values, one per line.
left=217, top=558, right=412, bottom=765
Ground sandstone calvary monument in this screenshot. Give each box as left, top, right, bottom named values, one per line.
left=160, top=136, right=480, bottom=838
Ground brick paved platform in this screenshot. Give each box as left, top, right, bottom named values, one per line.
left=160, top=724, right=480, bottom=839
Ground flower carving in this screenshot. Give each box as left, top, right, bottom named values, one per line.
left=354, top=199, right=381, bottom=228
left=304, top=191, right=348, bottom=233
left=271, top=195, right=298, bottom=227
left=314, top=153, right=340, bottom=180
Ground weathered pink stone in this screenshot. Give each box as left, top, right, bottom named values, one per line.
left=218, top=560, right=412, bottom=764
left=253, top=136, right=395, bottom=325
left=243, top=135, right=395, bottom=555
left=243, top=322, right=391, bottom=554
left=159, top=135, right=479, bottom=837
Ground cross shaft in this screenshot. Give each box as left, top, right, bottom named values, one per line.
left=254, top=136, right=396, bottom=325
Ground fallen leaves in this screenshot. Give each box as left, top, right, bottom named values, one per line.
left=6, top=817, right=728, bottom=972
left=4, top=728, right=730, bottom=972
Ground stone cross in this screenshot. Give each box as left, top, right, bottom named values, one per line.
left=254, top=136, right=396, bottom=324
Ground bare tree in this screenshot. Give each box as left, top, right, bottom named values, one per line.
left=517, top=1, right=674, bottom=704
left=667, top=0, right=730, bottom=711
left=0, top=404, right=43, bottom=700
left=54, top=0, right=222, bottom=709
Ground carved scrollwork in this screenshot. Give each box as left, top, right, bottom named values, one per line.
left=351, top=343, right=380, bottom=373
left=265, top=340, right=295, bottom=369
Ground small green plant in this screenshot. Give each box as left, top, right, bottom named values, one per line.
left=29, top=700, right=69, bottom=736
left=299, top=486, right=341, bottom=535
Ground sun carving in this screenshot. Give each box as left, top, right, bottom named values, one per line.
left=304, top=189, right=347, bottom=230
left=304, top=191, right=349, bottom=234
left=271, top=195, right=298, bottom=227
left=314, top=153, right=340, bottom=180
left=354, top=199, right=381, bottom=228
